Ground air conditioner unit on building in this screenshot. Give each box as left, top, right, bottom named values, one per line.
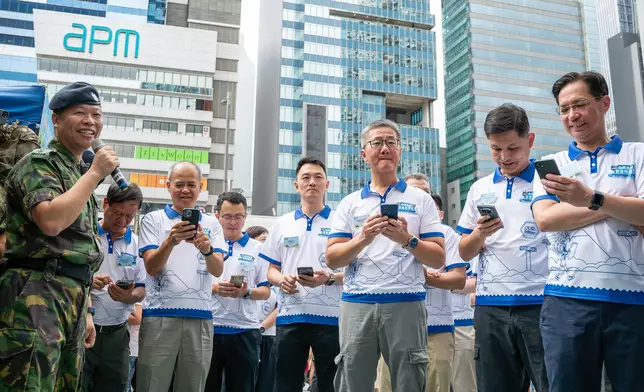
left=202, top=126, right=210, bottom=138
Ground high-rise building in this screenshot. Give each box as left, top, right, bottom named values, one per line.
left=247, top=0, right=442, bottom=216
left=0, top=1, right=152, bottom=86
left=443, top=0, right=594, bottom=226
left=0, top=1, right=241, bottom=213
left=165, top=0, right=243, bottom=209
left=596, top=0, right=638, bottom=135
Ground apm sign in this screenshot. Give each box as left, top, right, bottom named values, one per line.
left=64, top=23, right=140, bottom=58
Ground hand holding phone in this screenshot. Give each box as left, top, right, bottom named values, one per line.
left=476, top=204, right=503, bottom=236
left=297, top=267, right=314, bottom=277
left=534, top=159, right=561, bottom=196
left=115, top=279, right=134, bottom=289
left=477, top=205, right=500, bottom=222
left=230, top=275, right=245, bottom=288
left=181, top=207, right=200, bottom=239
left=380, top=204, right=399, bottom=220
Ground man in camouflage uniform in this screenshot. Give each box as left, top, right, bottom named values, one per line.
left=0, top=120, right=41, bottom=257
left=0, top=82, right=120, bottom=392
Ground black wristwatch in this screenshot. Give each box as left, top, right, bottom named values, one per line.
left=87, top=306, right=95, bottom=316
left=589, top=190, right=604, bottom=211
left=260, top=326, right=266, bottom=333
left=201, top=246, right=215, bottom=257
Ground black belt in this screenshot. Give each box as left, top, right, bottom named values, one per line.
left=96, top=322, right=127, bottom=334
left=0, top=258, right=93, bottom=287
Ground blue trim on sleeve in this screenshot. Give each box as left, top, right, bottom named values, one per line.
left=257, top=281, right=270, bottom=287
left=475, top=294, right=543, bottom=306
left=454, top=319, right=474, bottom=327
left=259, top=253, right=281, bottom=267
left=214, top=327, right=254, bottom=335
left=530, top=194, right=560, bottom=211
left=455, top=225, right=473, bottom=235
left=134, top=283, right=145, bottom=288
left=276, top=314, right=339, bottom=326
left=329, top=232, right=352, bottom=239
left=342, top=291, right=426, bottom=303
left=142, top=308, right=212, bottom=319
left=446, top=262, right=469, bottom=271
left=544, top=284, right=644, bottom=305
left=427, top=324, right=455, bottom=334
left=138, top=244, right=159, bottom=257
left=419, top=232, right=445, bottom=239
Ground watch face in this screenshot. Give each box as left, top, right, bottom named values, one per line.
left=410, top=237, right=419, bottom=249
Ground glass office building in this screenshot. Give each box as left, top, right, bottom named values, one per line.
left=277, top=0, right=442, bottom=215
left=443, top=0, right=592, bottom=222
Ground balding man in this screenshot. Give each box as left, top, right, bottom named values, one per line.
left=136, top=161, right=226, bottom=392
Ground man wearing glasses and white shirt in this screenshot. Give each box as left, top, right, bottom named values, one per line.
left=327, top=119, right=445, bottom=392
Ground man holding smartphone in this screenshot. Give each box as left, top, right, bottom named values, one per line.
left=137, top=161, right=226, bottom=392
left=82, top=184, right=146, bottom=392
left=457, top=104, right=549, bottom=392
left=260, top=157, right=343, bottom=392
left=206, top=191, right=270, bottom=392
left=531, top=71, right=644, bottom=392
left=327, top=119, right=445, bottom=392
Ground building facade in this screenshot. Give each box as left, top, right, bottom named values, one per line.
left=596, top=0, right=638, bottom=135
left=266, top=0, right=442, bottom=216
left=443, top=0, right=590, bottom=224
left=32, top=10, right=236, bottom=213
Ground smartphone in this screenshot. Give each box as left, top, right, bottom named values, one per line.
left=297, top=267, right=314, bottom=277
left=534, top=159, right=561, bottom=196
left=181, top=207, right=200, bottom=239
left=477, top=205, right=500, bottom=221
left=230, top=275, right=245, bottom=288
left=380, top=204, right=399, bottom=220
left=116, top=279, right=133, bottom=289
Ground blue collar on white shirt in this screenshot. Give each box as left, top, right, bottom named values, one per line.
left=294, top=205, right=332, bottom=220
left=492, top=159, right=536, bottom=183
left=97, top=223, right=133, bottom=244
left=567, top=135, right=623, bottom=161
left=226, top=232, right=249, bottom=247
left=164, top=204, right=203, bottom=221
left=360, top=178, right=407, bottom=199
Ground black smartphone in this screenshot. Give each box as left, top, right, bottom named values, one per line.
left=230, top=275, right=244, bottom=288
left=116, top=279, right=133, bottom=289
left=181, top=207, right=200, bottom=239
left=297, top=267, right=314, bottom=277
left=534, top=159, right=561, bottom=196
left=380, top=204, right=399, bottom=220
left=477, top=205, right=500, bottom=221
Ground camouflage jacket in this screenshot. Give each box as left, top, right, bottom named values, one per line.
left=4, top=139, right=104, bottom=271
left=0, top=122, right=40, bottom=232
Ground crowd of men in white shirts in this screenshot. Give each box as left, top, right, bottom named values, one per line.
left=82, top=69, right=643, bottom=392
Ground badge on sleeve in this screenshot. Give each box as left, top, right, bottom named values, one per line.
left=284, top=236, right=300, bottom=248
left=117, top=253, right=137, bottom=267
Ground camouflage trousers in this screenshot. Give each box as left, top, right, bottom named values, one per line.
left=0, top=268, right=88, bottom=392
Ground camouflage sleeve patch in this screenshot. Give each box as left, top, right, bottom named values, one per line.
left=10, top=154, right=64, bottom=221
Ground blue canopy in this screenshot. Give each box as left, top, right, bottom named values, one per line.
left=0, top=85, right=47, bottom=132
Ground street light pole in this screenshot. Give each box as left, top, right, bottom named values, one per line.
left=221, top=91, right=231, bottom=192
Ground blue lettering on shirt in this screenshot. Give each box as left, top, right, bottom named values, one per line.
left=609, top=164, right=635, bottom=179
left=398, top=202, right=417, bottom=214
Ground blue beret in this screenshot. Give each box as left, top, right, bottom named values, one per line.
left=49, top=82, right=101, bottom=111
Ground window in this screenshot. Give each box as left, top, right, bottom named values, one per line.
left=210, top=154, right=234, bottom=170
left=216, top=59, right=238, bottom=72
left=213, top=128, right=234, bottom=144
left=213, top=81, right=237, bottom=119
left=207, top=179, right=225, bottom=194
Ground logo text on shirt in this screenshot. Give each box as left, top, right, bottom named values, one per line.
left=609, top=164, right=635, bottom=179
left=239, top=254, right=255, bottom=263
left=319, top=228, right=331, bottom=237
left=519, top=191, right=533, bottom=203
left=398, top=202, right=417, bottom=214
left=521, top=222, right=540, bottom=239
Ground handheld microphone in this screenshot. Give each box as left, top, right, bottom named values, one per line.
left=90, top=139, right=128, bottom=189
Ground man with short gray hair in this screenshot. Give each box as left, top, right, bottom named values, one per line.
left=136, top=161, right=226, bottom=392
left=327, top=119, right=446, bottom=392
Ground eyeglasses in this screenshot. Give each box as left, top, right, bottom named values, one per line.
left=556, top=97, right=602, bottom=115
left=107, top=208, right=136, bottom=220
left=220, top=214, right=246, bottom=222
left=364, top=138, right=400, bottom=149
